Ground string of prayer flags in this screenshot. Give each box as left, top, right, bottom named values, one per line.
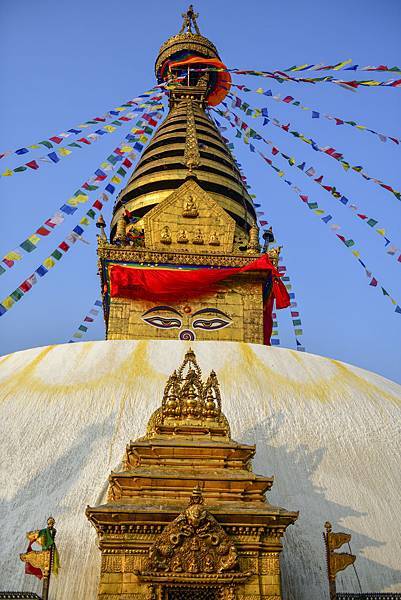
left=190, top=66, right=401, bottom=90
left=219, top=124, right=401, bottom=316
left=278, top=258, right=306, bottom=351
left=283, top=61, right=401, bottom=74
left=0, top=110, right=164, bottom=276
left=232, top=83, right=401, bottom=146
left=214, top=104, right=401, bottom=264
left=270, top=310, right=280, bottom=345
left=68, top=299, right=102, bottom=342
left=229, top=92, right=401, bottom=202
left=0, top=85, right=166, bottom=162
left=214, top=114, right=401, bottom=315
left=0, top=118, right=160, bottom=316
left=1, top=98, right=165, bottom=177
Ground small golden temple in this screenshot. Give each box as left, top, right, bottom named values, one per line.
left=88, top=6, right=297, bottom=600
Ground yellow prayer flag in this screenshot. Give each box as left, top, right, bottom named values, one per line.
left=115, top=107, right=125, bottom=112
left=79, top=217, right=90, bottom=226
left=314, top=209, right=325, bottom=215
left=2, top=296, right=14, bottom=309
left=341, top=163, right=350, bottom=171
left=390, top=298, right=397, bottom=305
left=139, top=135, right=148, bottom=143
left=2, top=169, right=13, bottom=177
left=43, top=257, right=55, bottom=270
left=292, top=64, right=309, bottom=72
left=5, top=251, right=22, bottom=261
left=111, top=176, right=122, bottom=184
left=28, top=144, right=41, bottom=149
left=58, top=148, right=72, bottom=157
left=333, top=59, right=352, bottom=71
left=376, top=228, right=385, bottom=236
left=352, top=250, right=360, bottom=257
left=28, top=234, right=41, bottom=245
left=76, top=194, right=89, bottom=203
left=278, top=170, right=284, bottom=177
left=120, top=145, right=133, bottom=153
left=256, top=88, right=264, bottom=94
left=104, top=125, right=116, bottom=133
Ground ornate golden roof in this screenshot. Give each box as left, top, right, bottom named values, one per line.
left=110, top=5, right=257, bottom=244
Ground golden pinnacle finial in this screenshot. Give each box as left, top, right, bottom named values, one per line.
left=180, top=4, right=200, bottom=34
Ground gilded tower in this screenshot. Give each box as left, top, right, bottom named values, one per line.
left=88, top=8, right=296, bottom=600
left=97, top=5, right=285, bottom=345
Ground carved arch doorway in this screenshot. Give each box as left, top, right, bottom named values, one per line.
left=163, top=585, right=223, bottom=600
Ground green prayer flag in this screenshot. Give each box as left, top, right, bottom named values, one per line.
left=367, top=219, right=378, bottom=227
left=87, top=209, right=96, bottom=219
left=111, top=120, right=123, bottom=126
left=294, top=328, right=303, bottom=335
left=78, top=325, right=88, bottom=332
left=20, top=239, right=36, bottom=253
left=307, top=202, right=319, bottom=209
left=40, top=140, right=53, bottom=149
left=51, top=249, right=63, bottom=260
left=68, top=142, right=82, bottom=148
left=292, top=319, right=302, bottom=326
left=10, top=288, right=24, bottom=302
left=13, top=166, right=27, bottom=172
left=117, top=167, right=127, bottom=177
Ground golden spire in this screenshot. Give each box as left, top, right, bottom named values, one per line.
left=179, top=4, right=201, bottom=34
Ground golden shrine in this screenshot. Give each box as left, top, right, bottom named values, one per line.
left=86, top=349, right=298, bottom=599
left=88, top=6, right=298, bottom=600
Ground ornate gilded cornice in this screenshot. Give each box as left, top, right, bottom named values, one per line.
left=184, top=100, right=201, bottom=171
left=155, top=33, right=219, bottom=77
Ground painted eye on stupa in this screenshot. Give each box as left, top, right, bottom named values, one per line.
left=142, top=316, right=182, bottom=329
left=141, top=306, right=183, bottom=329
left=191, top=308, right=232, bottom=331
left=192, top=317, right=231, bottom=330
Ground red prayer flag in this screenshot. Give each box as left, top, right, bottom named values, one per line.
left=84, top=316, right=94, bottom=322
left=123, top=158, right=133, bottom=168
left=300, top=195, right=308, bottom=202
left=272, top=147, right=279, bottom=155
left=78, top=137, right=91, bottom=145
left=49, top=136, right=63, bottom=144
left=282, top=123, right=290, bottom=132
left=93, top=200, right=103, bottom=210
left=36, top=226, right=50, bottom=236
left=59, top=241, right=70, bottom=252
left=283, top=96, right=294, bottom=103
left=26, top=160, right=39, bottom=170
left=20, top=280, right=32, bottom=293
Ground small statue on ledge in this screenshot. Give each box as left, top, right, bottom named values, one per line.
left=177, top=229, right=189, bottom=244
left=209, top=231, right=220, bottom=246
left=160, top=225, right=172, bottom=244
left=183, top=194, right=199, bottom=218
left=192, top=228, right=204, bottom=245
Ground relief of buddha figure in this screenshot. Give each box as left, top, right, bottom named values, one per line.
left=192, top=228, right=204, bottom=245
left=160, top=225, right=172, bottom=244
left=177, top=229, right=189, bottom=244
left=183, top=194, right=199, bottom=218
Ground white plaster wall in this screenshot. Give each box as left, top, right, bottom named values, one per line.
left=0, top=340, right=400, bottom=599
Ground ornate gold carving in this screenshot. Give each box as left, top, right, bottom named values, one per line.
left=209, top=232, right=220, bottom=246
left=247, top=225, right=260, bottom=253
left=155, top=34, right=218, bottom=78
left=180, top=5, right=200, bottom=34
left=145, top=488, right=238, bottom=575
left=183, top=193, right=199, bottom=218
left=102, top=554, right=123, bottom=573
left=160, top=226, right=172, bottom=244
left=192, top=228, right=204, bottom=245
left=20, top=549, right=51, bottom=576
left=184, top=100, right=201, bottom=172
left=177, top=229, right=189, bottom=244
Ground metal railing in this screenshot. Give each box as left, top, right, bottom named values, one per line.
left=337, top=594, right=401, bottom=599
left=0, top=594, right=41, bottom=599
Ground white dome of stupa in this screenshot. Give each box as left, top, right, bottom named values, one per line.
left=0, top=340, right=400, bottom=599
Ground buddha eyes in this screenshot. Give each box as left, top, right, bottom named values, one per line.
left=192, top=318, right=231, bottom=330
left=142, top=316, right=182, bottom=329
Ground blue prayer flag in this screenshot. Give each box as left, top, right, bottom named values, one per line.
left=261, top=108, right=269, bottom=117
left=340, top=196, right=349, bottom=205
left=95, top=300, right=103, bottom=307
left=0, top=304, right=7, bottom=316
left=312, top=111, right=320, bottom=119
left=73, top=225, right=84, bottom=235
left=134, top=142, right=144, bottom=152
left=271, top=339, right=280, bottom=345
left=395, top=305, right=401, bottom=314
left=105, top=183, right=115, bottom=194
left=68, top=128, right=82, bottom=134
left=36, top=265, right=48, bottom=277
left=15, top=148, right=29, bottom=155
left=60, top=204, right=78, bottom=215
left=322, top=215, right=333, bottom=223
left=48, top=152, right=60, bottom=163
left=263, top=90, right=272, bottom=96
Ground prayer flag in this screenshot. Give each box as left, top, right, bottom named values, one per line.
left=3, top=297, right=15, bottom=309
left=20, top=239, right=36, bottom=253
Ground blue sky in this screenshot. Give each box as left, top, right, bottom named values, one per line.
left=1, top=0, right=400, bottom=383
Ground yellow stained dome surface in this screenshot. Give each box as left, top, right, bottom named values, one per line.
left=0, top=340, right=400, bottom=598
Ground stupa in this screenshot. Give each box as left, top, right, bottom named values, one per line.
left=0, top=6, right=400, bottom=600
